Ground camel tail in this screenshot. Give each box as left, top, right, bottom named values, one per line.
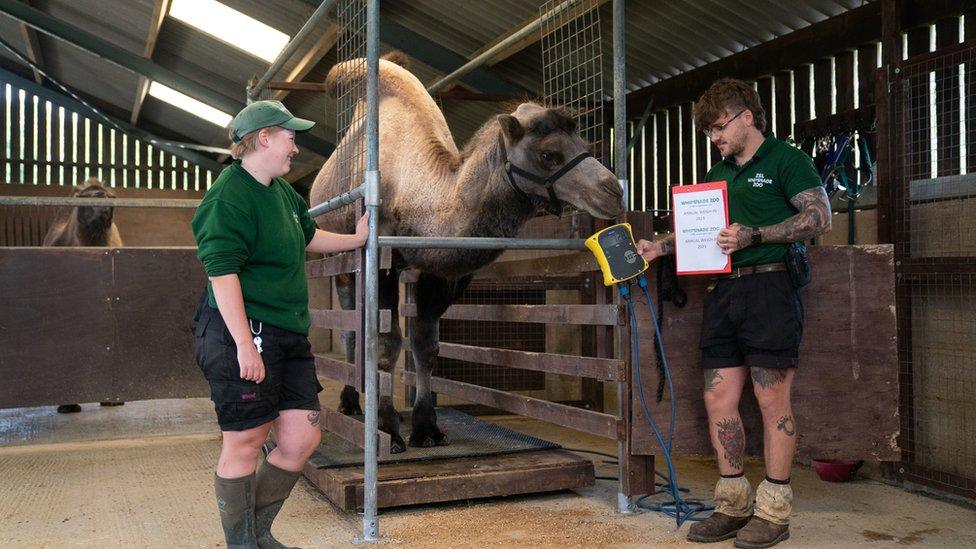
left=325, top=51, right=411, bottom=98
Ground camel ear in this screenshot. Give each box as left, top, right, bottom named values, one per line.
left=498, top=115, right=524, bottom=141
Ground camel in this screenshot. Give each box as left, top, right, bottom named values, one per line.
left=309, top=53, right=623, bottom=453
left=43, top=179, right=123, bottom=247
left=43, top=179, right=124, bottom=413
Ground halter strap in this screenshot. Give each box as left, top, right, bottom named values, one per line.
left=497, top=135, right=592, bottom=217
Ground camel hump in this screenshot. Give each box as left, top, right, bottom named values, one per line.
left=381, top=50, right=410, bottom=68
left=324, top=51, right=412, bottom=98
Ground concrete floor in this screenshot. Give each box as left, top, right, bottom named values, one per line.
left=1, top=397, right=974, bottom=548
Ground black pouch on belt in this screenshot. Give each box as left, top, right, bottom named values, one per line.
left=786, top=242, right=812, bottom=288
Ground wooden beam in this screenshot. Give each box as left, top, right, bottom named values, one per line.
left=271, top=25, right=338, bottom=102
left=316, top=408, right=392, bottom=459
left=131, top=0, right=170, bottom=124
left=309, top=308, right=391, bottom=333
left=400, top=303, right=624, bottom=326
left=437, top=342, right=625, bottom=381
left=433, top=89, right=528, bottom=102
left=875, top=0, right=901, bottom=247
left=401, top=371, right=621, bottom=440
left=18, top=23, right=43, bottom=85
left=268, top=81, right=329, bottom=92
left=466, top=0, right=611, bottom=67
left=17, top=0, right=44, bottom=85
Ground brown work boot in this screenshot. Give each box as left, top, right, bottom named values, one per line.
left=687, top=512, right=752, bottom=543
left=734, top=516, right=790, bottom=548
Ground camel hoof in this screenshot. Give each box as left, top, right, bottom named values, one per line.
left=57, top=404, right=81, bottom=414
left=408, top=428, right=449, bottom=448
left=390, top=434, right=406, bottom=454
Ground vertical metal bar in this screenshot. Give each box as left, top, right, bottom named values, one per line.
left=612, top=0, right=633, bottom=515
left=361, top=0, right=381, bottom=541
left=613, top=0, right=627, bottom=211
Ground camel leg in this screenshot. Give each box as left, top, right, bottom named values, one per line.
left=377, top=267, right=405, bottom=454
left=335, top=273, right=362, bottom=416
left=409, top=273, right=473, bottom=448
left=335, top=268, right=406, bottom=454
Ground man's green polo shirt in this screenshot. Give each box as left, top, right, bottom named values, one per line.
left=704, top=134, right=821, bottom=268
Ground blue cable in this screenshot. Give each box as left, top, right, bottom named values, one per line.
left=619, top=277, right=712, bottom=527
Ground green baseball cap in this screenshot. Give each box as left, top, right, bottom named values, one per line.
left=229, top=100, right=315, bottom=142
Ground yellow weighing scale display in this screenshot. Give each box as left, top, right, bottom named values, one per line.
left=584, top=223, right=649, bottom=286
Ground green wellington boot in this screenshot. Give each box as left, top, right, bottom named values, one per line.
left=214, top=473, right=258, bottom=549
left=254, top=458, right=302, bottom=549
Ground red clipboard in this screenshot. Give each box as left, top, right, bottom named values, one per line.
left=672, top=181, right=732, bottom=276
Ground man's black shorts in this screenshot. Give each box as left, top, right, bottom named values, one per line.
left=699, top=270, right=804, bottom=370
left=194, top=304, right=322, bottom=431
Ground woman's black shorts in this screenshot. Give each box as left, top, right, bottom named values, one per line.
left=699, top=270, right=805, bottom=370
left=194, top=304, right=322, bottom=431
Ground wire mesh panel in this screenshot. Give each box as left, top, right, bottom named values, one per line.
left=436, top=280, right=548, bottom=391
left=894, top=41, right=976, bottom=500
left=429, top=2, right=608, bottom=398
left=325, top=0, right=368, bottom=227
left=541, top=0, right=605, bottom=165
left=324, top=0, right=369, bottom=384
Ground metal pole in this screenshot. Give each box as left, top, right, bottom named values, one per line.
left=307, top=185, right=365, bottom=218
left=426, top=0, right=581, bottom=94
left=612, top=0, right=634, bottom=515
left=247, top=0, right=338, bottom=101
left=362, top=0, right=381, bottom=541
left=0, top=196, right=202, bottom=208
left=378, top=236, right=585, bottom=250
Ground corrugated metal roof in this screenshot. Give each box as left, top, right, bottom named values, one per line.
left=0, top=0, right=869, bottom=170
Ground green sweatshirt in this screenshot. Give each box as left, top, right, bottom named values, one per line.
left=705, top=134, right=821, bottom=268
left=192, top=162, right=318, bottom=334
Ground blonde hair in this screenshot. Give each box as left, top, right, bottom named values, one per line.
left=228, top=126, right=283, bottom=160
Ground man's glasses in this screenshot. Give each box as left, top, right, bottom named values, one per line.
left=703, top=109, right=746, bottom=138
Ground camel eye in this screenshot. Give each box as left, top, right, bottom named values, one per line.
left=540, top=152, right=560, bottom=166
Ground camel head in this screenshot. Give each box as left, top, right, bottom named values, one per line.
left=72, top=179, right=116, bottom=229
left=498, top=103, right=624, bottom=219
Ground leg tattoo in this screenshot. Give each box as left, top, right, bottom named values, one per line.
left=716, top=418, right=745, bottom=470
left=306, top=411, right=321, bottom=427
left=776, top=415, right=796, bottom=436
left=751, top=367, right=788, bottom=390
left=704, top=368, right=724, bottom=392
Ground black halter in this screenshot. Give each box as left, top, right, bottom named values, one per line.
left=498, top=136, right=592, bottom=217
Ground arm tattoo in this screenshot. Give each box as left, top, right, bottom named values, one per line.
left=759, top=187, right=832, bottom=243
left=716, top=418, right=745, bottom=470
left=751, top=367, right=788, bottom=389
left=776, top=415, right=796, bottom=437
left=735, top=225, right=752, bottom=250
left=307, top=411, right=321, bottom=427
left=704, top=369, right=724, bottom=392
left=660, top=234, right=675, bottom=256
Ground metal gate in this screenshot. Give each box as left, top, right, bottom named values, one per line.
left=891, top=39, right=976, bottom=501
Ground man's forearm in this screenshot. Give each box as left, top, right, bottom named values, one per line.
left=760, top=186, right=832, bottom=244
left=759, top=210, right=831, bottom=243
left=209, top=274, right=252, bottom=346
